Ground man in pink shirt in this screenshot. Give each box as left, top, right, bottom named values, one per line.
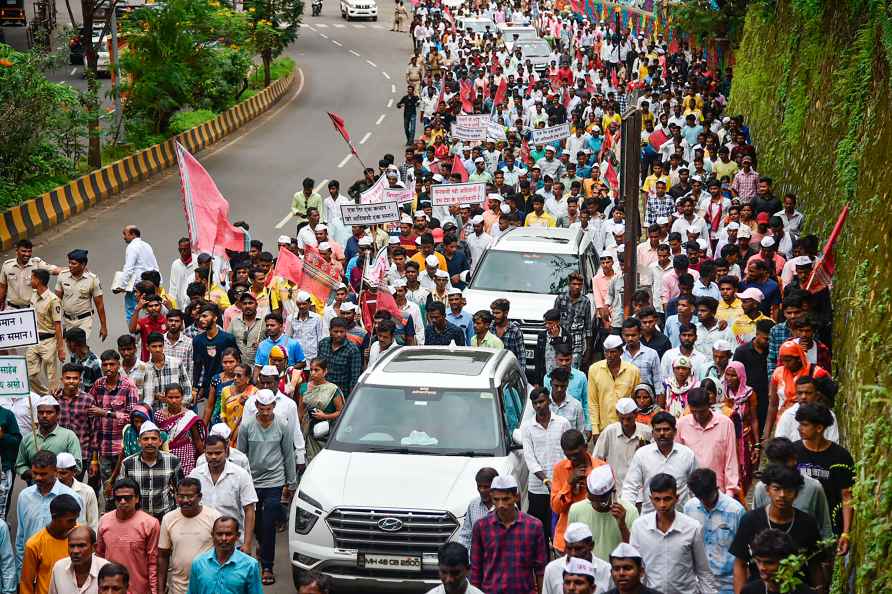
left=593, top=251, right=617, bottom=328
left=745, top=235, right=786, bottom=277
left=97, top=478, right=160, bottom=594
left=660, top=254, right=701, bottom=309
left=675, top=387, right=740, bottom=499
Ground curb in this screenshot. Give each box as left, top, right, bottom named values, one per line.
left=0, top=72, right=296, bottom=250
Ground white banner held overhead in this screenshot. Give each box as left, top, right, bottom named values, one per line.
left=0, top=309, right=38, bottom=349
left=360, top=175, right=416, bottom=205
left=451, top=114, right=489, bottom=142
left=531, top=122, right=570, bottom=144
left=0, top=356, right=29, bottom=397
left=430, top=182, right=487, bottom=207
left=340, top=202, right=402, bottom=226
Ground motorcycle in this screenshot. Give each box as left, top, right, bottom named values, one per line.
left=311, top=0, right=321, bottom=16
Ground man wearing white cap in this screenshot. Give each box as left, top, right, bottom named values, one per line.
left=587, top=334, right=641, bottom=442
left=730, top=287, right=769, bottom=345
left=593, top=399, right=653, bottom=486
left=543, top=522, right=612, bottom=594
left=568, top=464, right=639, bottom=563
left=466, top=215, right=492, bottom=274
left=286, top=290, right=323, bottom=360
left=559, top=557, right=601, bottom=594
left=470, top=474, right=548, bottom=594
left=605, top=543, right=656, bottom=594
left=56, top=452, right=98, bottom=530
left=629, top=473, right=718, bottom=594
left=15, top=396, right=82, bottom=481
left=195, top=424, right=251, bottom=470
left=236, top=388, right=298, bottom=584
left=120, top=421, right=183, bottom=520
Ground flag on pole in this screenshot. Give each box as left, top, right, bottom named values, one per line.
left=493, top=78, right=508, bottom=107
left=269, top=246, right=304, bottom=286
left=327, top=112, right=358, bottom=156
left=648, top=128, right=669, bottom=150
left=301, top=245, right=342, bottom=304
left=806, top=204, right=848, bottom=293
left=175, top=142, right=247, bottom=256
left=451, top=154, right=469, bottom=182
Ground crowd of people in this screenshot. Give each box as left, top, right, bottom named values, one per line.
left=0, top=0, right=854, bottom=593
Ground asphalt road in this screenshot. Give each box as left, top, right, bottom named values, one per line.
left=4, top=8, right=415, bottom=593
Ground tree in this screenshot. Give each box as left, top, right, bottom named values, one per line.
left=119, top=0, right=251, bottom=134
left=670, top=0, right=753, bottom=47
left=244, top=0, right=303, bottom=87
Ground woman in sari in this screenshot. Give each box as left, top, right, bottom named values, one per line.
left=663, top=356, right=699, bottom=418
left=220, top=363, right=257, bottom=446
left=299, top=358, right=345, bottom=462
left=203, top=347, right=239, bottom=427
left=156, top=383, right=206, bottom=474
left=722, top=361, right=760, bottom=494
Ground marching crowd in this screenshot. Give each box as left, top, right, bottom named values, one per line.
left=0, top=0, right=853, bottom=594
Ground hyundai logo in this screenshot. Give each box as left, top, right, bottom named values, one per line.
left=377, top=517, right=403, bottom=532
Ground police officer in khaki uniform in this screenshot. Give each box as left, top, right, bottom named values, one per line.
left=26, top=268, right=65, bottom=394
left=56, top=249, right=108, bottom=341
left=0, top=239, right=60, bottom=310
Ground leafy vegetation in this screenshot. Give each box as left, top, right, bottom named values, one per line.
left=730, top=1, right=892, bottom=591
left=243, top=0, right=303, bottom=87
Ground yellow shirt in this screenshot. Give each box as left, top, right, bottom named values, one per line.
left=716, top=298, right=744, bottom=323
left=587, top=361, right=641, bottom=433
left=601, top=113, right=621, bottom=132
left=524, top=211, right=557, bottom=228
left=642, top=174, right=671, bottom=195
left=21, top=528, right=71, bottom=594
left=207, top=284, right=231, bottom=309
left=410, top=251, right=447, bottom=271
left=731, top=312, right=770, bottom=344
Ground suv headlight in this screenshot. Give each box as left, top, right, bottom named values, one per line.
left=294, top=490, right=323, bottom=535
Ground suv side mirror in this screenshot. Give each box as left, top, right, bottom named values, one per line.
left=313, top=421, right=330, bottom=440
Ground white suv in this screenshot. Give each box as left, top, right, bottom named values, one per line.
left=289, top=346, right=530, bottom=590
left=340, top=0, right=377, bottom=20
left=462, top=227, right=598, bottom=380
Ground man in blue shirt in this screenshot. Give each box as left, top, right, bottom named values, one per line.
left=188, top=516, right=262, bottom=594
left=445, top=290, right=474, bottom=344
left=253, top=312, right=305, bottom=371
left=0, top=519, right=14, bottom=594
left=543, top=344, right=590, bottom=435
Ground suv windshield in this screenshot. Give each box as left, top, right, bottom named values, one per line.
left=329, top=385, right=505, bottom=456
left=516, top=41, right=550, bottom=57
left=470, top=251, right=579, bottom=294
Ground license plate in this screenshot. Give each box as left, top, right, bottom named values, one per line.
left=525, top=348, right=535, bottom=360
left=358, top=553, right=423, bottom=572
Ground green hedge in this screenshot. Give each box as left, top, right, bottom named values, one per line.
left=730, top=1, right=892, bottom=591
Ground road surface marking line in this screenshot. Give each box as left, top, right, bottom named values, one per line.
left=333, top=23, right=345, bottom=27
left=391, top=84, right=396, bottom=93
left=366, top=59, right=377, bottom=67
left=337, top=154, right=353, bottom=168
left=353, top=23, right=365, bottom=28
left=332, top=39, right=342, bottom=46
left=70, top=67, right=77, bottom=76
left=315, top=23, right=328, bottom=27
left=382, top=71, right=390, bottom=79
left=276, top=177, right=328, bottom=228
left=319, top=32, right=328, bottom=38
left=376, top=113, right=386, bottom=125
left=360, top=132, right=372, bottom=145
left=386, top=98, right=393, bottom=108
left=349, top=49, right=360, bottom=56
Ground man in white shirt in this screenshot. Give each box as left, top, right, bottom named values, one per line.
left=629, top=473, right=719, bottom=594
left=425, top=542, right=484, bottom=594
left=542, top=523, right=612, bottom=594
left=465, top=216, right=493, bottom=272
left=189, top=434, right=258, bottom=548
left=622, top=411, right=698, bottom=513
left=116, top=225, right=159, bottom=323
left=286, top=291, right=323, bottom=360
left=48, top=525, right=109, bottom=594
left=57, top=453, right=99, bottom=531
left=168, top=238, right=197, bottom=309
left=774, top=375, right=839, bottom=443
left=592, top=398, right=653, bottom=485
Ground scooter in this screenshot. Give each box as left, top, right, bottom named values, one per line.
left=311, top=0, right=321, bottom=16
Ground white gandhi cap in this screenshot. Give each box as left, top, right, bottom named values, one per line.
left=586, top=464, right=616, bottom=495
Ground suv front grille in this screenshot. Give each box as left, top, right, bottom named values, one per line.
left=327, top=508, right=458, bottom=555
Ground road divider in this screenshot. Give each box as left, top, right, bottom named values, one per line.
left=0, top=72, right=297, bottom=251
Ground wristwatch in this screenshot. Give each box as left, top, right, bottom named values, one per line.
left=106, top=410, right=113, bottom=418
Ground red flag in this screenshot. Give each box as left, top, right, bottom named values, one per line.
left=806, top=204, right=848, bottom=293
left=360, top=288, right=406, bottom=330
left=562, top=85, right=571, bottom=108
left=609, top=67, right=619, bottom=90
left=443, top=6, right=456, bottom=33
left=451, top=155, right=469, bottom=182
left=494, top=78, right=508, bottom=107
left=605, top=161, right=619, bottom=191
left=175, top=142, right=246, bottom=256
left=327, top=111, right=357, bottom=155
left=648, top=128, right=669, bottom=150
left=269, top=246, right=303, bottom=287
left=520, top=139, right=532, bottom=166
left=668, top=38, right=680, bottom=55
left=301, top=245, right=341, bottom=304
left=584, top=73, right=595, bottom=95
left=459, top=80, right=475, bottom=113
left=433, top=83, right=446, bottom=114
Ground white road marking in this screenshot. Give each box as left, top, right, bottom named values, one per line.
left=333, top=23, right=345, bottom=27
left=70, top=67, right=77, bottom=76
left=376, top=113, right=386, bottom=125
left=332, top=39, right=342, bottom=46
left=319, top=32, right=328, bottom=38
left=300, top=23, right=311, bottom=27
left=382, top=71, right=390, bottom=80
left=349, top=49, right=360, bottom=56
left=276, top=178, right=328, bottom=228
left=337, top=154, right=353, bottom=168
left=359, top=132, right=372, bottom=145
left=386, top=98, right=393, bottom=108
left=391, top=84, right=396, bottom=93
left=353, top=23, right=365, bottom=28
left=315, top=22, right=328, bottom=27
left=371, top=24, right=383, bottom=29
left=366, top=59, right=377, bottom=67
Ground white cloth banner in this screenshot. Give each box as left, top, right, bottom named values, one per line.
left=531, top=122, right=570, bottom=144
left=430, top=182, right=487, bottom=207
left=360, top=175, right=415, bottom=205
left=340, top=202, right=402, bottom=226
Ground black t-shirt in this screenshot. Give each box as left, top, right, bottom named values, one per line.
left=397, top=94, right=420, bottom=117
left=730, top=506, right=823, bottom=583
left=741, top=583, right=817, bottom=594
left=794, top=441, right=855, bottom=535
left=733, top=341, right=769, bottom=431
left=641, top=331, right=672, bottom=359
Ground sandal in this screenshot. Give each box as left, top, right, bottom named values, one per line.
left=262, top=570, right=276, bottom=585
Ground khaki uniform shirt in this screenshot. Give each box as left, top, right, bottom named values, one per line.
left=0, top=257, right=53, bottom=307
left=56, top=270, right=103, bottom=317
left=31, top=288, right=62, bottom=334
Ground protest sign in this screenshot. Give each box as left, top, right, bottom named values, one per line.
left=531, top=122, right=570, bottom=144
left=451, top=123, right=487, bottom=142
left=360, top=176, right=415, bottom=204
left=430, top=182, right=487, bottom=207
left=486, top=120, right=507, bottom=141
left=341, top=201, right=402, bottom=226
left=0, top=356, right=29, bottom=397
left=0, top=309, right=38, bottom=349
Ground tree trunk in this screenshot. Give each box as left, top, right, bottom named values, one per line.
left=263, top=49, right=271, bottom=87
left=82, top=0, right=102, bottom=168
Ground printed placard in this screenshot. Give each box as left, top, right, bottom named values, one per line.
left=531, top=122, right=570, bottom=144
left=0, top=356, right=29, bottom=397
left=340, top=201, right=402, bottom=226
left=430, top=182, right=487, bottom=207
left=0, top=309, right=38, bottom=349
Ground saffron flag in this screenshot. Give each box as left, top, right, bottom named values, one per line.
left=605, top=160, right=619, bottom=192
left=327, top=112, right=357, bottom=156
left=175, top=142, right=246, bottom=256
left=451, top=155, right=469, bottom=182
left=270, top=246, right=303, bottom=287
left=493, top=78, right=508, bottom=107
left=648, top=128, right=669, bottom=150
left=301, top=245, right=342, bottom=304
left=806, top=204, right=848, bottom=293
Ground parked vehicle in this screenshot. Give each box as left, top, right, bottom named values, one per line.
left=340, top=0, right=377, bottom=21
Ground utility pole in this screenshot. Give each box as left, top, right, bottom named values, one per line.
left=110, top=6, right=121, bottom=135
left=620, top=104, right=641, bottom=318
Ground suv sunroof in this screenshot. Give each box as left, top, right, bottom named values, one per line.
left=383, top=350, right=494, bottom=376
